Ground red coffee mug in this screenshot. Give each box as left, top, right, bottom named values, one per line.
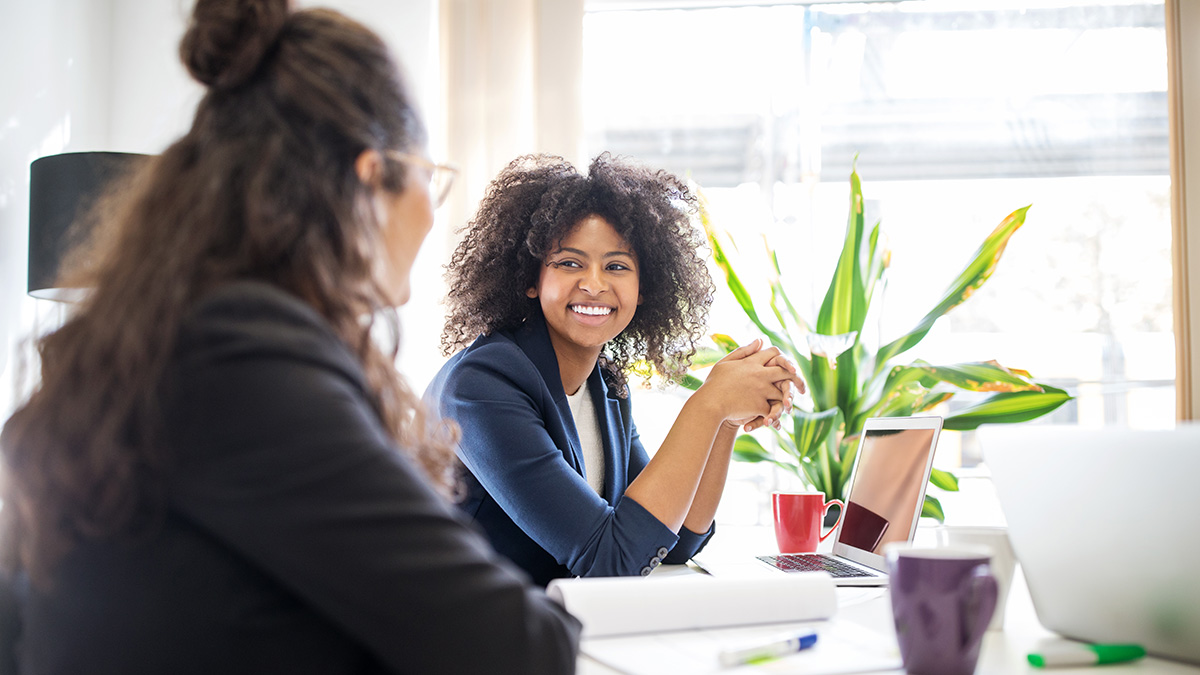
left=772, top=492, right=845, bottom=554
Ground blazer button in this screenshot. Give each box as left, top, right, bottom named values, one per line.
left=657, top=546, right=669, bottom=558
left=640, top=566, right=652, bottom=577
left=649, top=557, right=661, bottom=567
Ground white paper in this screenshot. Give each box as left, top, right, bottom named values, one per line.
left=580, top=618, right=903, bottom=675
left=547, top=572, right=837, bottom=638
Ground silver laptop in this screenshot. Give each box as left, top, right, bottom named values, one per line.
left=695, top=415, right=943, bottom=586
left=982, top=425, right=1200, bottom=665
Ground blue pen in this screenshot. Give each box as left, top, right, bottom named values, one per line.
left=718, top=630, right=819, bottom=668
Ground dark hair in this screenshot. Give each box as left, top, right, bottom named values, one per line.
left=1, top=0, right=456, bottom=585
left=441, top=153, right=715, bottom=396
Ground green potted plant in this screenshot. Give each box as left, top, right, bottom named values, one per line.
left=685, top=168, right=1072, bottom=521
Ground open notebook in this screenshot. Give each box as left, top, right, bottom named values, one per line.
left=695, top=416, right=943, bottom=586
left=547, top=573, right=901, bottom=675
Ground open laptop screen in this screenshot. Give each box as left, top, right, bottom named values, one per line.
left=839, top=426, right=938, bottom=555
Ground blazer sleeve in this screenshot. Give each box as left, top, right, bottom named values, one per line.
left=166, top=301, right=580, bottom=674
left=626, top=422, right=715, bottom=564
left=441, top=346, right=681, bottom=578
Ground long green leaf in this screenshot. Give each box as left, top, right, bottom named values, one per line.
left=765, top=242, right=817, bottom=384
left=812, top=169, right=883, bottom=424
left=768, top=425, right=799, bottom=460
left=871, top=383, right=930, bottom=419
left=943, top=385, right=1071, bottom=430
left=698, top=190, right=808, bottom=368
left=732, top=434, right=770, bottom=461
left=855, top=359, right=1042, bottom=429
left=733, top=434, right=803, bottom=479
left=817, top=169, right=869, bottom=337
left=822, top=409, right=848, bottom=497
left=863, top=221, right=887, bottom=304
left=698, top=191, right=783, bottom=341
left=836, top=435, right=858, bottom=495
left=766, top=243, right=811, bottom=334
left=763, top=247, right=814, bottom=378
left=929, top=467, right=959, bottom=492
left=875, top=206, right=1031, bottom=372
left=851, top=387, right=953, bottom=436
left=792, top=408, right=839, bottom=461
left=800, top=458, right=824, bottom=491
left=922, top=494, right=945, bottom=522
left=709, top=334, right=740, bottom=354
left=690, top=345, right=727, bottom=368
left=835, top=343, right=864, bottom=428
left=894, top=360, right=1046, bottom=393
left=764, top=256, right=800, bottom=353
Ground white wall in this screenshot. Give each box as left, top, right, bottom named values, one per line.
left=108, top=0, right=204, bottom=154
left=0, top=0, right=445, bottom=422
left=0, top=0, right=117, bottom=420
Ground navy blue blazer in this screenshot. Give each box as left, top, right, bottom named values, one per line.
left=426, top=312, right=713, bottom=587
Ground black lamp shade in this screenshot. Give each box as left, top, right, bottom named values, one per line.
left=28, top=151, right=148, bottom=301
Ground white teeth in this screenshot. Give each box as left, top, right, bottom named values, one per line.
left=572, top=305, right=612, bottom=316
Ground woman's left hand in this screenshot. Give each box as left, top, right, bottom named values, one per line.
left=722, top=350, right=806, bottom=433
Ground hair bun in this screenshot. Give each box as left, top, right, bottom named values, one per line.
left=180, top=0, right=290, bottom=90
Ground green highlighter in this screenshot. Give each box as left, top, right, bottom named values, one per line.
left=1028, top=643, right=1146, bottom=668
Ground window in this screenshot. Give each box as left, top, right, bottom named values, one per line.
left=584, top=0, right=1172, bottom=523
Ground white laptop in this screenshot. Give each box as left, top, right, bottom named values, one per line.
left=695, top=415, right=943, bottom=586
left=982, top=425, right=1200, bottom=665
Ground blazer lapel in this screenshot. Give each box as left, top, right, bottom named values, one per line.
left=588, top=367, right=627, bottom=504
left=513, top=312, right=585, bottom=472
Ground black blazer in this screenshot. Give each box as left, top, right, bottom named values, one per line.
left=9, top=282, right=580, bottom=674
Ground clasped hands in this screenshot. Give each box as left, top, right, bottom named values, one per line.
left=698, top=338, right=807, bottom=433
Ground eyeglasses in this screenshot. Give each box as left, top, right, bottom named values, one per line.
left=385, top=151, right=458, bottom=208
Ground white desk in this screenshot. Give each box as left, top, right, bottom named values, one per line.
left=576, top=525, right=1200, bottom=674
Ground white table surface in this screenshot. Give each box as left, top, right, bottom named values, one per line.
left=576, top=524, right=1200, bottom=674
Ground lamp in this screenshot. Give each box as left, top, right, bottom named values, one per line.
left=28, top=151, right=148, bottom=301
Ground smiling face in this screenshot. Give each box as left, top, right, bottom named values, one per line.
left=527, top=214, right=642, bottom=365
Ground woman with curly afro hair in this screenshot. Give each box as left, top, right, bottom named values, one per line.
left=426, top=153, right=805, bottom=585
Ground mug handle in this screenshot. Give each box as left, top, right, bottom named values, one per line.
left=818, top=499, right=846, bottom=543
left=959, top=564, right=999, bottom=649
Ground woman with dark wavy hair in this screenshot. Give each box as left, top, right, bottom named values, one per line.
left=427, top=153, right=805, bottom=586
left=0, top=1, right=579, bottom=672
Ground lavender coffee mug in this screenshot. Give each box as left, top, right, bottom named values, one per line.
left=885, top=544, right=998, bottom=675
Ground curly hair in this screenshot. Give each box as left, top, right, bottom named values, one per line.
left=441, top=153, right=715, bottom=396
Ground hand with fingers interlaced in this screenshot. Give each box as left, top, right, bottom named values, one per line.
left=697, top=339, right=807, bottom=433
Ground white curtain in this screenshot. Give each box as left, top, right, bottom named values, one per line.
left=438, top=0, right=585, bottom=236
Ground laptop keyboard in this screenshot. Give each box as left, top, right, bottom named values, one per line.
left=757, top=554, right=877, bottom=578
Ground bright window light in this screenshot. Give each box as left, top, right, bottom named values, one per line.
left=583, top=1, right=1171, bottom=512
